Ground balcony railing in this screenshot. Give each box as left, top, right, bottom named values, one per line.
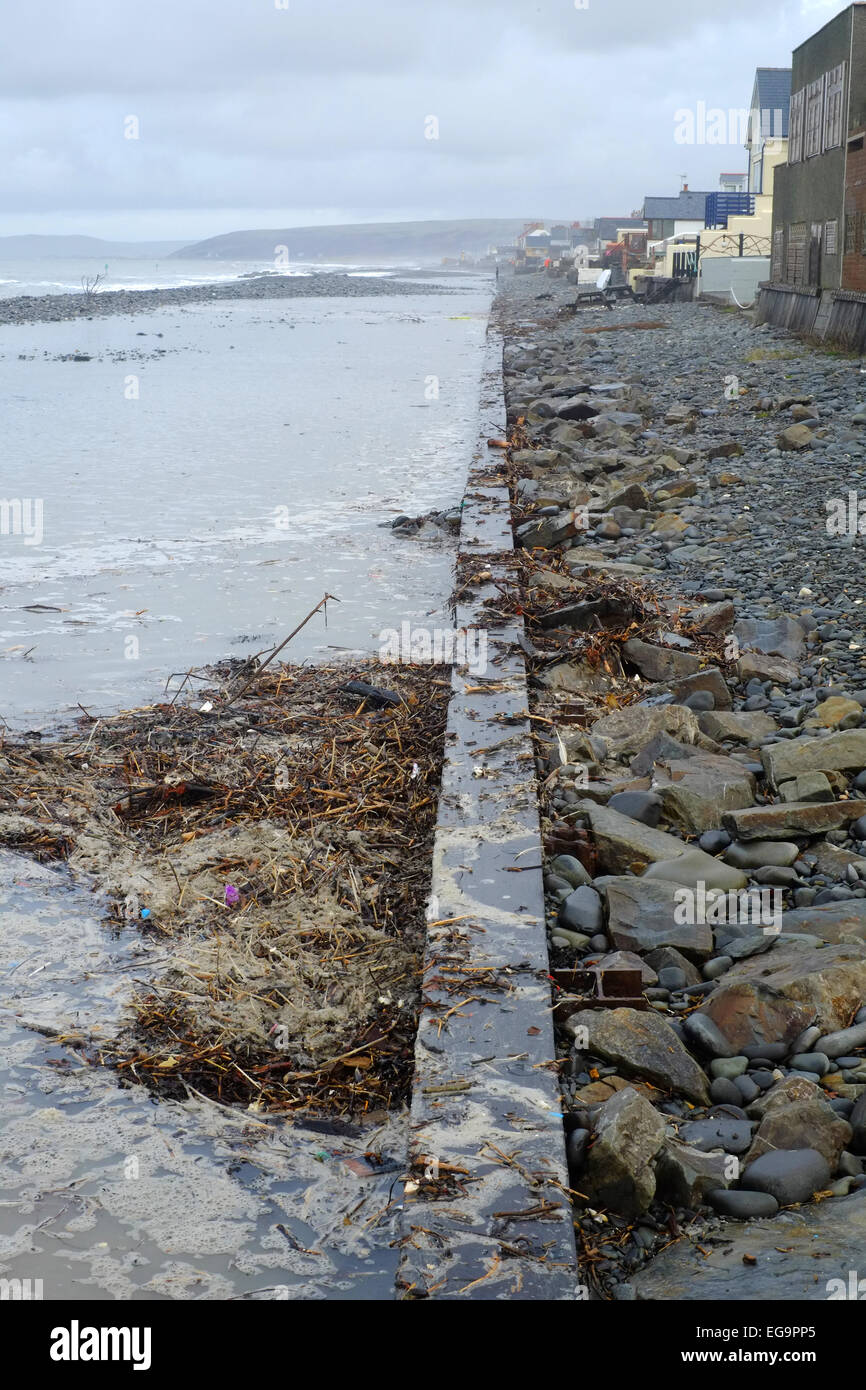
left=705, top=192, right=755, bottom=229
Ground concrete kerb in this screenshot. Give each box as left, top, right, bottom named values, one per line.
left=396, top=329, right=579, bottom=1300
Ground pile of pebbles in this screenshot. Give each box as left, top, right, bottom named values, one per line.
left=0, top=272, right=453, bottom=328
left=494, top=273, right=866, bottom=1296
left=383, top=506, right=463, bottom=539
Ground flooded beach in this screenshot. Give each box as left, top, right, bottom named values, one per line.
left=0, top=276, right=491, bottom=1300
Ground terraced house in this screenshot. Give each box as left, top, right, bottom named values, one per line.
left=759, top=2, right=866, bottom=345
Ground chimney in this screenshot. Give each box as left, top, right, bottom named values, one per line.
left=683, top=183, right=689, bottom=192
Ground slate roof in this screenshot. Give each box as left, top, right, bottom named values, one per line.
left=750, top=67, right=791, bottom=140
left=594, top=216, right=646, bottom=242
left=642, top=192, right=713, bottom=221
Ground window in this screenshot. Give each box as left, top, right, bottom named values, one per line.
left=850, top=136, right=865, bottom=153
left=772, top=227, right=784, bottom=280
left=805, top=76, right=826, bottom=158
left=861, top=216, right=866, bottom=256
left=824, top=63, right=846, bottom=149
left=825, top=219, right=839, bottom=255
left=789, top=88, right=805, bottom=162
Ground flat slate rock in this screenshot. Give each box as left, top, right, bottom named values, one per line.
left=734, top=617, right=806, bottom=661
left=590, top=705, right=701, bottom=760
left=811, top=842, right=866, bottom=882
left=597, top=875, right=714, bottom=960
left=723, top=800, right=866, bottom=840
left=654, top=753, right=755, bottom=834
left=698, top=710, right=778, bottom=744
left=632, top=1192, right=866, bottom=1299
left=761, top=730, right=866, bottom=786
left=775, top=900, right=866, bottom=944
left=737, top=652, right=799, bottom=685
left=669, top=667, right=733, bottom=710
left=719, top=942, right=866, bottom=1034
left=577, top=802, right=690, bottom=875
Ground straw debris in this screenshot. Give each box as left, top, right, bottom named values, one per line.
left=0, top=659, right=449, bottom=1115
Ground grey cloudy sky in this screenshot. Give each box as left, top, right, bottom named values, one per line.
left=0, top=0, right=846, bottom=241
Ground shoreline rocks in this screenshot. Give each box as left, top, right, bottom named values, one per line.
left=0, top=271, right=454, bottom=327
left=496, top=272, right=866, bottom=1300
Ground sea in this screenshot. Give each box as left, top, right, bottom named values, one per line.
left=0, top=255, right=399, bottom=298
left=0, top=258, right=492, bottom=726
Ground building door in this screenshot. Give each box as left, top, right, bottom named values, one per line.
left=786, top=223, right=806, bottom=284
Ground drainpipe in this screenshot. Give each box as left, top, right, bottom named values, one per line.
left=842, top=15, right=855, bottom=292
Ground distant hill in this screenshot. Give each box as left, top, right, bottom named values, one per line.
left=170, top=220, right=556, bottom=262
left=0, top=235, right=189, bottom=259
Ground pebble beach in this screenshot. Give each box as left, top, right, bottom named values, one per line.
left=495, top=271, right=866, bottom=1299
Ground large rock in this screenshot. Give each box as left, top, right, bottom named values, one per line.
left=654, top=753, right=755, bottom=833
left=698, top=710, right=779, bottom=744
left=705, top=1190, right=779, bottom=1219
left=590, top=704, right=701, bottom=761
left=773, top=900, right=866, bottom=944
left=806, top=696, right=864, bottom=730
left=536, top=660, right=613, bottom=695
left=810, top=842, right=866, bottom=881
left=724, top=839, right=799, bottom=869
left=677, top=1116, right=754, bottom=1154
left=558, top=885, right=603, bottom=932
left=655, top=1140, right=731, bottom=1207
left=723, top=800, right=866, bottom=840
left=777, top=423, right=815, bottom=451
left=734, top=616, right=806, bottom=661
left=761, top=730, right=866, bottom=787
left=778, top=772, right=835, bottom=803
left=717, top=942, right=866, bottom=1033
left=689, top=602, right=735, bottom=635
left=576, top=801, right=690, bottom=875
left=564, top=1007, right=710, bottom=1104
left=748, top=1075, right=827, bottom=1119
left=669, top=667, right=733, bottom=710
left=630, top=733, right=700, bottom=777
left=741, top=1149, right=830, bottom=1205
left=622, top=638, right=700, bottom=681
left=599, top=875, right=714, bottom=960
left=644, top=945, right=702, bottom=986
left=816, top=1021, right=866, bottom=1056
left=579, top=1088, right=665, bottom=1218
left=737, top=652, right=799, bottom=685
left=641, top=847, right=748, bottom=891
left=692, top=978, right=814, bottom=1055
left=516, top=514, right=584, bottom=549
left=538, top=596, right=636, bottom=631
left=632, top=1192, right=866, bottom=1299
left=746, top=1100, right=851, bottom=1171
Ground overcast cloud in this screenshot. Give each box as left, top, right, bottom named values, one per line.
left=0, top=0, right=846, bottom=241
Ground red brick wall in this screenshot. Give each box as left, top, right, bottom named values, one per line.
left=844, top=143, right=866, bottom=291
